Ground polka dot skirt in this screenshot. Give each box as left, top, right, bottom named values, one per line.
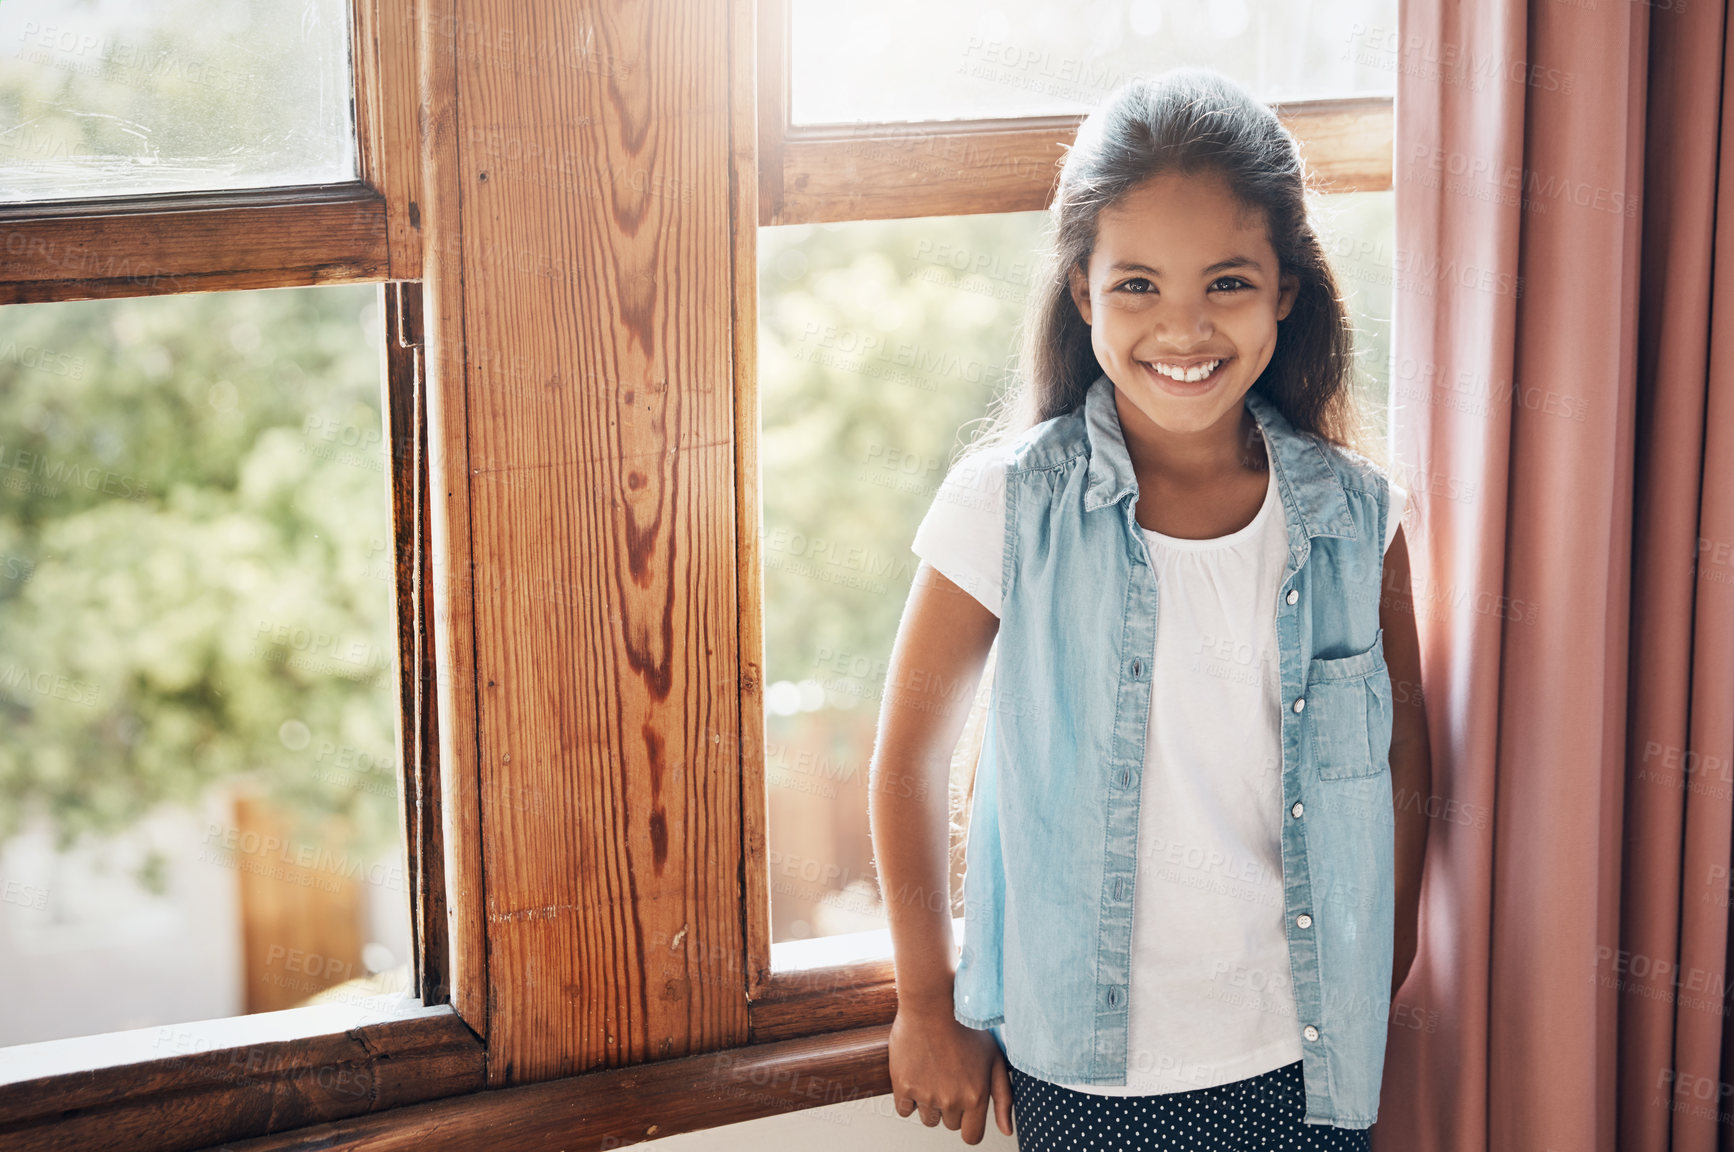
left=1008, top=1060, right=1371, bottom=1151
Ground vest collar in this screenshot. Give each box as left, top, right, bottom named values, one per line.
left=1080, top=372, right=1358, bottom=542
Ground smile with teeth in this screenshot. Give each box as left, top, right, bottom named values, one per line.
left=1145, top=358, right=1224, bottom=384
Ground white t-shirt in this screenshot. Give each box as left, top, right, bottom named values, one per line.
left=912, top=439, right=1407, bottom=1095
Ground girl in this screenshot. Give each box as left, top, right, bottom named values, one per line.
left=868, top=68, right=1431, bottom=1151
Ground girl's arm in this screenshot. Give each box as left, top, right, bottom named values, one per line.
left=869, top=560, right=1007, bottom=1145
left=1380, top=524, right=1433, bottom=997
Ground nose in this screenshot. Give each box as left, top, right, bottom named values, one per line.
left=1151, top=296, right=1215, bottom=350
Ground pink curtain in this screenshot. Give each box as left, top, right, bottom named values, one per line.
left=1379, top=2, right=1734, bottom=1150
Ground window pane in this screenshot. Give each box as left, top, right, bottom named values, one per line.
left=0, top=284, right=411, bottom=1047
left=759, top=213, right=1038, bottom=947
left=1320, top=190, right=1395, bottom=462
left=758, top=193, right=1393, bottom=947
left=790, top=0, right=1398, bottom=125
left=0, top=0, right=356, bottom=203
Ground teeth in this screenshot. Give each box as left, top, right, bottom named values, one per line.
left=1149, top=359, right=1221, bottom=383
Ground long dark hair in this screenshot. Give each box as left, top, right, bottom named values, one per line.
left=968, top=67, right=1370, bottom=459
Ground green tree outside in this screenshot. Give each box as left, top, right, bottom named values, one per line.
left=0, top=284, right=400, bottom=887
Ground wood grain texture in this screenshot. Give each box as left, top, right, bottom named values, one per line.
left=734, top=0, right=774, bottom=1003
left=0, top=186, right=389, bottom=303
left=382, top=281, right=423, bottom=1001
left=749, top=961, right=897, bottom=1044
left=354, top=0, right=427, bottom=280
left=754, top=0, right=788, bottom=231
left=193, top=1025, right=892, bottom=1152
left=764, top=98, right=1397, bottom=226
left=1278, top=98, right=1395, bottom=193
left=410, top=286, right=455, bottom=1009
left=443, top=0, right=748, bottom=1082
left=352, top=0, right=384, bottom=206
left=415, top=0, right=489, bottom=1040
left=382, top=281, right=452, bottom=1008
left=0, top=1012, right=483, bottom=1152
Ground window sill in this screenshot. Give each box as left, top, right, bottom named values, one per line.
left=0, top=998, right=483, bottom=1152
left=193, top=1023, right=896, bottom=1152
left=752, top=918, right=965, bottom=1042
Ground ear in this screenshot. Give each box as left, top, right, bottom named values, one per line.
left=1068, top=263, right=1093, bottom=326
left=1276, top=272, right=1300, bottom=322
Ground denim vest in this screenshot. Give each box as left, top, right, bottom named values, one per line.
left=954, top=372, right=1395, bottom=1127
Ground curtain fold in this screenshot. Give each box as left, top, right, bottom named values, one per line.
left=1380, top=2, right=1734, bottom=1149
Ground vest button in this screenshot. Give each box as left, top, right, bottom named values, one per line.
left=1131, top=658, right=1143, bottom=678
left=1286, top=589, right=1299, bottom=605
left=1120, top=769, right=1133, bottom=788
left=1303, top=1025, right=1320, bottom=1042
left=1296, top=913, right=1313, bottom=929
left=1293, top=697, right=1306, bottom=713
left=1291, top=801, right=1304, bottom=818
left=1107, top=987, right=1122, bottom=1007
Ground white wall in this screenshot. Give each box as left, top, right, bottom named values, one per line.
left=0, top=795, right=241, bottom=1046
left=0, top=788, right=413, bottom=1048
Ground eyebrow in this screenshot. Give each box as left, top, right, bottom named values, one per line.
left=1109, top=256, right=1264, bottom=277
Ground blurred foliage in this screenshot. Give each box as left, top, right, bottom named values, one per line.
left=0, top=284, right=401, bottom=872
left=756, top=193, right=1393, bottom=694
left=758, top=213, right=1040, bottom=691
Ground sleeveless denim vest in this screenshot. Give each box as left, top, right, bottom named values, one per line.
left=954, top=372, right=1395, bottom=1127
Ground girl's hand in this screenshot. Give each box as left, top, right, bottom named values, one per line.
left=871, top=564, right=1005, bottom=1141
left=889, top=1002, right=1014, bottom=1145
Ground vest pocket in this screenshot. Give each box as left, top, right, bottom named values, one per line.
left=1306, top=629, right=1390, bottom=781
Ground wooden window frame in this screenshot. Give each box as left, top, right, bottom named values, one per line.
left=753, top=0, right=1393, bottom=228
left=0, top=4, right=485, bottom=1150
left=0, top=0, right=421, bottom=301
left=0, top=0, right=1397, bottom=1149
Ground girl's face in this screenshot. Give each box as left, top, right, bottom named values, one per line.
left=1068, top=170, right=1299, bottom=444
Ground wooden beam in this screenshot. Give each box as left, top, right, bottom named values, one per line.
left=354, top=0, right=427, bottom=280
left=735, top=0, right=775, bottom=1003
left=754, top=0, right=789, bottom=231
left=194, top=1025, right=893, bottom=1152
left=762, top=97, right=1396, bottom=226
left=0, top=1009, right=483, bottom=1152
left=0, top=184, right=389, bottom=303
left=416, top=0, right=488, bottom=1041
left=381, top=281, right=454, bottom=1009
left=423, top=0, right=750, bottom=1083
left=749, top=960, right=896, bottom=1044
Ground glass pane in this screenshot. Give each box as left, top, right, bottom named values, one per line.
left=0, top=0, right=356, bottom=203
left=791, top=0, right=1399, bottom=125
left=759, top=213, right=1040, bottom=945
left=758, top=193, right=1393, bottom=947
left=0, top=284, right=412, bottom=1047
left=1319, top=190, right=1395, bottom=462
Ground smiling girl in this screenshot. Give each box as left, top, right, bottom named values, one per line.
left=867, top=69, right=1432, bottom=1150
